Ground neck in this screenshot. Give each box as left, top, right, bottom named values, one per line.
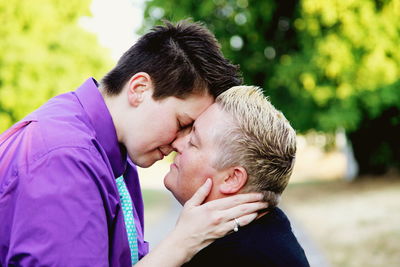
left=256, top=208, right=271, bottom=220
left=103, top=93, right=124, bottom=143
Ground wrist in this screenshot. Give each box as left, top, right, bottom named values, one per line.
left=164, top=229, right=194, bottom=263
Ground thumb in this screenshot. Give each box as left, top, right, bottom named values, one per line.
left=185, top=178, right=212, bottom=207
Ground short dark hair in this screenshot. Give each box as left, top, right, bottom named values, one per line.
left=101, top=20, right=242, bottom=99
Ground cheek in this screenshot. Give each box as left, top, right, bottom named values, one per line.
left=179, top=155, right=210, bottom=189
left=179, top=153, right=198, bottom=177
left=156, top=119, right=178, bottom=144
left=143, top=121, right=177, bottom=147
left=163, top=128, right=178, bottom=144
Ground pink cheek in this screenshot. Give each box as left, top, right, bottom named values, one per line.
left=178, top=156, right=192, bottom=176
left=166, top=128, right=179, bottom=142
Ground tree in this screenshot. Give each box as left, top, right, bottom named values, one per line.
left=142, top=0, right=400, bottom=174
left=0, top=0, right=112, bottom=133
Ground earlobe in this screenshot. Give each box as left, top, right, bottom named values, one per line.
left=128, top=90, right=144, bottom=107
left=219, top=167, right=248, bottom=195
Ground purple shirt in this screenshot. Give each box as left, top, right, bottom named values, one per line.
left=0, top=78, right=149, bottom=266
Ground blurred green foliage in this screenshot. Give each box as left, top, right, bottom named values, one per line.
left=143, top=0, right=400, bottom=174
left=0, top=0, right=112, bottom=133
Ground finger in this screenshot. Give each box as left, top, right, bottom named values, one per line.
left=185, top=178, right=212, bottom=207
left=229, top=213, right=258, bottom=230
left=205, top=192, right=264, bottom=210
left=219, top=202, right=268, bottom=222
left=213, top=213, right=259, bottom=238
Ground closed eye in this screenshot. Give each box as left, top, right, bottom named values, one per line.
left=178, top=119, right=194, bottom=130
left=177, top=120, right=184, bottom=130
left=188, top=136, right=196, bottom=147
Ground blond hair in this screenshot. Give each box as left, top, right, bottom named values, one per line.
left=214, top=86, right=296, bottom=206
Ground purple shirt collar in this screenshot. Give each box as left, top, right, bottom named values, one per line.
left=75, top=78, right=148, bottom=258
left=75, top=78, right=126, bottom=178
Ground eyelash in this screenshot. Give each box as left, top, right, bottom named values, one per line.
left=178, top=120, right=185, bottom=130
left=178, top=120, right=194, bottom=131
left=188, top=140, right=195, bottom=147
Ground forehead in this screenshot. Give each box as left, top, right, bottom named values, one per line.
left=194, top=103, right=229, bottom=140
left=174, top=93, right=214, bottom=115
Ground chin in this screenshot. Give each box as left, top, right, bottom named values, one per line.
left=163, top=177, right=185, bottom=205
left=172, top=193, right=186, bottom=206
left=137, top=161, right=154, bottom=168
left=133, top=156, right=157, bottom=168
left=163, top=175, right=170, bottom=189
left=127, top=149, right=160, bottom=168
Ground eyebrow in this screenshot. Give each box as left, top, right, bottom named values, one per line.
left=192, top=125, right=201, bottom=146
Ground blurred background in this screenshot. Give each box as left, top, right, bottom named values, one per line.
left=1, top=0, right=399, bottom=266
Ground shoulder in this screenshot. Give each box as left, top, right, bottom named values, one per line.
left=31, top=91, right=97, bottom=150
left=185, top=235, right=273, bottom=267
left=15, top=146, right=109, bottom=195
left=13, top=109, right=110, bottom=185
left=242, top=207, right=309, bottom=266
left=15, top=91, right=103, bottom=166
left=185, top=207, right=310, bottom=267
left=0, top=91, right=105, bottom=182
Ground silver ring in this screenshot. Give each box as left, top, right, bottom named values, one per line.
left=233, top=218, right=240, bottom=232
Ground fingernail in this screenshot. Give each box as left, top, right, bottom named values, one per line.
left=250, top=212, right=258, bottom=219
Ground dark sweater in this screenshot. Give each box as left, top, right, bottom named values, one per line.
left=183, top=207, right=310, bottom=267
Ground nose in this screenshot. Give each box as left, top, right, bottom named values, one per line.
left=172, top=130, right=190, bottom=153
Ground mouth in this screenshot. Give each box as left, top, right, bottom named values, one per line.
left=171, top=157, right=179, bottom=169
left=171, top=163, right=178, bottom=169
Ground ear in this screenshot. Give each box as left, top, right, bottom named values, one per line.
left=127, top=72, right=153, bottom=107
left=219, top=166, right=248, bottom=195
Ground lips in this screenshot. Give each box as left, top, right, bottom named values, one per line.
left=172, top=157, right=179, bottom=169
left=171, top=163, right=178, bottom=169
